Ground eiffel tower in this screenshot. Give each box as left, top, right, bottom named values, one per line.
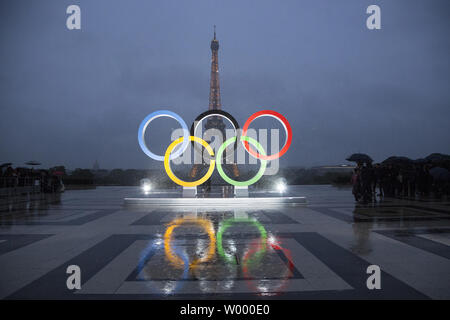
left=189, top=26, right=240, bottom=191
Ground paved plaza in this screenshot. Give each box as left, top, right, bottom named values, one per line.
left=0, top=185, right=449, bottom=299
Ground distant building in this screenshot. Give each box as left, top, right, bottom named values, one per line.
left=93, top=160, right=100, bottom=171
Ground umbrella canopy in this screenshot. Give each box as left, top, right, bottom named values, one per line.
left=429, top=167, right=450, bottom=182
left=0, top=162, right=13, bottom=168
left=25, top=161, right=41, bottom=166
left=425, top=153, right=450, bottom=163
left=382, top=156, right=413, bottom=165
left=413, top=158, right=428, bottom=164
left=346, top=153, right=373, bottom=163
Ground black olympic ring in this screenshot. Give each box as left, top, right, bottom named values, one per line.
left=190, top=110, right=241, bottom=162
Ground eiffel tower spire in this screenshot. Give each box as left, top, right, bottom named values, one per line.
left=209, top=25, right=221, bottom=110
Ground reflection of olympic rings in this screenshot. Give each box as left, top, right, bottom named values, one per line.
left=242, top=110, right=292, bottom=160
left=164, top=218, right=216, bottom=268
left=242, top=238, right=294, bottom=296
left=138, top=110, right=190, bottom=161
left=164, top=136, right=215, bottom=187
left=216, top=218, right=267, bottom=264
left=216, top=136, right=267, bottom=187
left=269, top=242, right=294, bottom=278
left=138, top=109, right=292, bottom=187
left=190, top=110, right=240, bottom=161
left=136, top=240, right=189, bottom=295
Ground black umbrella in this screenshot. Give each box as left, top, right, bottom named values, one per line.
left=382, top=156, right=412, bottom=165
left=346, top=153, right=373, bottom=163
left=25, top=161, right=41, bottom=166
left=425, top=153, right=450, bottom=163
left=413, top=158, right=428, bottom=164
left=429, top=167, right=450, bottom=182
left=0, top=162, right=13, bottom=167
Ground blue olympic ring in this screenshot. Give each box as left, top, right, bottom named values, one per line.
left=138, top=110, right=190, bottom=161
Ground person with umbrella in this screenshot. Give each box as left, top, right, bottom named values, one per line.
left=429, top=167, right=450, bottom=197
left=360, top=162, right=375, bottom=203
left=346, top=154, right=374, bottom=203
left=4, top=165, right=18, bottom=188
left=351, top=168, right=361, bottom=201
left=373, top=163, right=384, bottom=198
left=0, top=163, right=13, bottom=187
left=25, top=161, right=41, bottom=189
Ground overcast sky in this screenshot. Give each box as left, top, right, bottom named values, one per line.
left=1, top=0, right=449, bottom=170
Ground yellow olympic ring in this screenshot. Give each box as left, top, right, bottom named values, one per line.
left=164, top=217, right=216, bottom=269
left=164, top=136, right=215, bottom=187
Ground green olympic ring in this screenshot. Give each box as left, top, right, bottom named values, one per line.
left=216, top=136, right=267, bottom=186
left=216, top=218, right=267, bottom=265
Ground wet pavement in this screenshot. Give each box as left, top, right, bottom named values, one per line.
left=0, top=185, right=449, bottom=299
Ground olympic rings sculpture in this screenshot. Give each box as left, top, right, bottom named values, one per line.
left=138, top=109, right=292, bottom=187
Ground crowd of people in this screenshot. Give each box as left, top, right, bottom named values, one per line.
left=351, top=159, right=450, bottom=203
left=0, top=165, right=64, bottom=193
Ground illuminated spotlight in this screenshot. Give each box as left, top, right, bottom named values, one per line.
left=140, top=178, right=152, bottom=193
left=275, top=179, right=287, bottom=193
left=142, top=183, right=151, bottom=193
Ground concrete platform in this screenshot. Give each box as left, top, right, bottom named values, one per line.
left=123, top=187, right=307, bottom=207
left=124, top=195, right=306, bottom=206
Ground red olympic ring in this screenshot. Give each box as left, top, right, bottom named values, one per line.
left=242, top=239, right=294, bottom=296
left=241, top=110, right=292, bottom=160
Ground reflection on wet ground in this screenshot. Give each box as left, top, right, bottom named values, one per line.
left=0, top=193, right=62, bottom=225
left=0, top=185, right=449, bottom=299
left=0, top=193, right=61, bottom=213
left=135, top=215, right=294, bottom=296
